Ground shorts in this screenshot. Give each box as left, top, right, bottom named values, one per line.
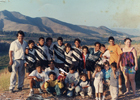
left=94, top=81, right=103, bottom=93
left=26, top=64, right=35, bottom=73
left=123, top=66, right=136, bottom=74
left=86, top=60, right=96, bottom=72
left=33, top=80, right=44, bottom=88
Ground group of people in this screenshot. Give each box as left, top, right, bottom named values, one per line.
left=8, top=30, right=138, bottom=100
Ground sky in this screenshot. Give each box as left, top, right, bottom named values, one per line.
left=0, top=0, right=140, bottom=31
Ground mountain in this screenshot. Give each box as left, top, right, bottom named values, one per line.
left=0, top=10, right=133, bottom=40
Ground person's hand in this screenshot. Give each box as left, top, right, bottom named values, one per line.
left=103, top=56, right=107, bottom=59
left=102, top=80, right=105, bottom=84
left=9, top=60, right=13, bottom=66
left=25, top=48, right=29, bottom=54
left=135, top=66, right=138, bottom=71
left=82, top=87, right=85, bottom=89
left=120, top=66, right=124, bottom=72
left=24, top=63, right=27, bottom=67
left=60, top=77, right=63, bottom=82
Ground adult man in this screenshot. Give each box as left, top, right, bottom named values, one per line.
left=9, top=30, right=27, bottom=93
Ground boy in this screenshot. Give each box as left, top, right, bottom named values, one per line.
left=102, top=61, right=111, bottom=100
left=25, top=40, right=36, bottom=77
left=53, top=37, right=65, bottom=69
left=28, top=61, right=49, bottom=96
left=34, top=37, right=51, bottom=70
left=75, top=73, right=92, bottom=98
left=45, top=60, right=59, bottom=78
left=108, top=36, right=123, bottom=94
left=72, top=38, right=83, bottom=73
left=44, top=72, right=64, bottom=97
left=110, top=62, right=120, bottom=100
left=65, top=65, right=79, bottom=97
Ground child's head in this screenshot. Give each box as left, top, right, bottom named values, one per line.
left=35, top=61, right=42, bottom=73
left=39, top=37, right=45, bottom=46
left=95, top=64, right=102, bottom=72
left=48, top=60, right=55, bottom=70
left=103, top=61, right=110, bottom=71
left=108, top=36, right=115, bottom=46
left=65, top=43, right=71, bottom=52
left=100, top=44, right=106, bottom=53
left=69, top=64, right=75, bottom=74
left=111, top=62, right=117, bottom=71
left=74, top=38, right=81, bottom=47
left=49, top=72, right=56, bottom=81
left=82, top=46, right=89, bottom=54
left=94, top=42, right=101, bottom=51
left=28, top=40, right=35, bottom=49
left=46, top=37, right=53, bottom=46
left=80, top=73, right=87, bottom=82
left=57, top=37, right=63, bottom=46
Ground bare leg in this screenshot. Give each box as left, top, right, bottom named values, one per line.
left=87, top=71, right=91, bottom=80
left=123, top=72, right=130, bottom=94
left=30, top=78, right=35, bottom=89
left=99, top=93, right=101, bottom=98
left=129, top=74, right=137, bottom=95
left=95, top=93, right=98, bottom=98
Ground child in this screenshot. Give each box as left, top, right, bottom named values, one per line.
left=82, top=46, right=89, bottom=73
left=34, top=37, right=51, bottom=70
left=45, top=60, right=59, bottom=78
left=92, top=64, right=103, bottom=100
left=44, top=72, right=64, bottom=97
left=25, top=40, right=36, bottom=77
left=64, top=43, right=73, bottom=72
left=53, top=37, right=65, bottom=69
left=65, top=65, right=79, bottom=97
left=110, top=62, right=119, bottom=100
left=72, top=38, right=83, bottom=74
left=102, top=61, right=111, bottom=100
left=75, top=73, right=92, bottom=98
left=28, top=61, right=49, bottom=96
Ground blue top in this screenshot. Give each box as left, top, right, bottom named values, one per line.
left=102, top=68, right=111, bottom=80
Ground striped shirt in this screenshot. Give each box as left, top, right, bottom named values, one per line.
left=72, top=46, right=82, bottom=62
left=65, top=50, right=73, bottom=67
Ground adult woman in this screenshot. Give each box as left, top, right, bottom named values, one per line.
left=120, top=38, right=138, bottom=96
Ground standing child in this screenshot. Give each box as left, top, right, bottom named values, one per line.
left=65, top=65, right=79, bottom=97
left=110, top=62, right=119, bottom=100
left=102, top=61, right=111, bottom=100
left=25, top=40, right=36, bottom=77
left=92, top=64, right=103, bottom=100
left=75, top=73, right=92, bottom=98
left=64, top=43, right=73, bottom=72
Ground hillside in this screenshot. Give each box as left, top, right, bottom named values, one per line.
left=0, top=10, right=133, bottom=40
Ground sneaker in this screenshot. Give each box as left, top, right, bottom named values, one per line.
left=81, top=95, right=85, bottom=99
left=9, top=89, right=14, bottom=93
left=88, top=95, right=93, bottom=99
left=18, top=87, right=22, bottom=91
left=29, top=90, right=34, bottom=96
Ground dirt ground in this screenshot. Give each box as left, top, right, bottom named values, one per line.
left=0, top=78, right=140, bottom=100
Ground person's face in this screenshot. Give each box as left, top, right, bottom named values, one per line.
left=17, top=34, right=24, bottom=42
left=100, top=46, right=106, bottom=53
left=81, top=76, right=86, bottom=82
left=47, top=40, right=52, bottom=47
left=39, top=39, right=44, bottom=46
left=66, top=47, right=71, bottom=52
left=74, top=41, right=80, bottom=47
left=97, top=67, right=101, bottom=72
left=82, top=48, right=88, bottom=54
left=104, top=64, right=109, bottom=71
left=49, top=62, right=54, bottom=70
left=69, top=69, right=74, bottom=74
left=49, top=74, right=56, bottom=81
left=111, top=66, right=116, bottom=71
left=57, top=40, right=63, bottom=46
left=125, top=39, right=131, bottom=47
left=109, top=40, right=114, bottom=46
left=36, top=66, right=42, bottom=73
left=29, top=43, right=34, bottom=49
left=95, top=44, right=100, bottom=51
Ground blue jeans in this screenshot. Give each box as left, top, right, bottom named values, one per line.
left=46, top=85, right=61, bottom=96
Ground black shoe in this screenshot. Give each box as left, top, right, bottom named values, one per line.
left=18, top=87, right=22, bottom=91
left=9, top=89, right=14, bottom=93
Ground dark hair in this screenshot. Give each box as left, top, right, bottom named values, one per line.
left=28, top=40, right=35, bottom=45
left=124, top=38, right=132, bottom=42
left=46, top=37, right=53, bottom=42
left=65, top=43, right=71, bottom=50
left=69, top=64, right=75, bottom=70
left=16, top=30, right=25, bottom=37
left=80, top=73, right=87, bottom=79
left=49, top=71, right=56, bottom=76
left=39, top=37, right=44, bottom=41
left=35, top=61, right=42, bottom=68
left=57, top=37, right=63, bottom=42
left=101, top=44, right=105, bottom=48
left=48, top=60, right=55, bottom=64
left=111, top=62, right=117, bottom=69
left=94, top=42, right=101, bottom=47
left=82, top=46, right=88, bottom=50
left=108, top=36, right=115, bottom=42
left=74, top=38, right=81, bottom=43
left=95, top=64, right=102, bottom=70
left=103, top=61, right=110, bottom=66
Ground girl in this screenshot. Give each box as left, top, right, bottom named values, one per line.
left=92, top=64, right=103, bottom=100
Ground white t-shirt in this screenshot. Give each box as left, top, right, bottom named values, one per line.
left=45, top=67, right=59, bottom=77
left=29, top=70, right=49, bottom=82
left=98, top=50, right=110, bottom=65
left=9, top=39, right=27, bottom=60
left=93, top=71, right=103, bottom=82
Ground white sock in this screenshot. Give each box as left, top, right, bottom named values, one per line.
left=30, top=89, right=33, bottom=91
left=99, top=97, right=101, bottom=100
left=102, top=96, right=105, bottom=100
left=119, top=85, right=122, bottom=88
left=96, top=97, right=99, bottom=100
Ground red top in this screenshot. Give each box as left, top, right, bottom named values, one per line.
left=82, top=53, right=86, bottom=69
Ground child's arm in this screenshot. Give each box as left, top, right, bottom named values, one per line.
left=113, top=70, right=117, bottom=79
left=25, top=48, right=29, bottom=54
left=92, top=70, right=97, bottom=78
